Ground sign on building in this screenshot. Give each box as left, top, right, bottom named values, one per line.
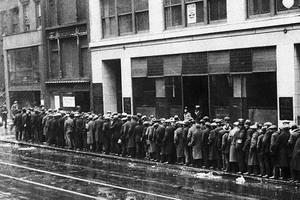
left=63, top=96, right=75, bottom=107
left=187, top=4, right=196, bottom=24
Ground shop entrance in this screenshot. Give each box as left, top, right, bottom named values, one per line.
left=74, top=92, right=90, bottom=112
left=103, top=60, right=122, bottom=113
left=182, top=76, right=209, bottom=118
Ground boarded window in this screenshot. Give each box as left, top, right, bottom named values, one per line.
left=80, top=36, right=89, bottom=78
left=132, top=58, right=147, bottom=78
left=230, top=49, right=252, bottom=73
left=252, top=47, right=276, bottom=72
left=78, top=0, right=88, bottom=22
left=208, top=51, right=230, bottom=74
left=147, top=57, right=164, bottom=77
left=60, top=38, right=79, bottom=78
left=57, top=0, right=76, bottom=25
left=164, top=55, right=182, bottom=76
left=182, top=53, right=208, bottom=75
left=48, top=0, right=57, bottom=27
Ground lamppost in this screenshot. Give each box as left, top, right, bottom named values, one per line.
left=282, top=0, right=294, bottom=9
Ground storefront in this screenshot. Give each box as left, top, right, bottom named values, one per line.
left=131, top=46, right=277, bottom=124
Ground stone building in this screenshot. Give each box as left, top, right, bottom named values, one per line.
left=43, top=0, right=91, bottom=112
left=89, top=0, right=300, bottom=124
left=2, top=0, right=43, bottom=114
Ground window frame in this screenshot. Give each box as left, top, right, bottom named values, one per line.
left=164, top=0, right=227, bottom=30
left=247, top=0, right=300, bottom=18
left=100, top=0, right=149, bottom=38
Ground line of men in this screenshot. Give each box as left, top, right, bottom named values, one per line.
left=11, top=106, right=300, bottom=183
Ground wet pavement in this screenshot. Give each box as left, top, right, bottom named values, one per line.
left=0, top=126, right=300, bottom=199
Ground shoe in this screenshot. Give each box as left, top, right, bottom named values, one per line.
left=262, top=175, right=269, bottom=178
left=269, top=176, right=277, bottom=179
left=237, top=172, right=242, bottom=175
left=243, top=172, right=250, bottom=175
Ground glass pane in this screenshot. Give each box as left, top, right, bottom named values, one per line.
left=117, top=0, right=132, bottom=14
left=172, top=5, right=182, bottom=26
left=219, top=0, right=227, bottom=19
left=132, top=78, right=155, bottom=106
left=210, top=0, right=219, bottom=21
left=165, top=7, right=172, bottom=27
left=135, top=0, right=148, bottom=11
left=196, top=1, right=204, bottom=23
left=165, top=0, right=182, bottom=6
left=277, top=0, right=300, bottom=11
left=136, top=11, right=149, bottom=31
left=102, top=17, right=117, bottom=37
left=118, top=14, right=133, bottom=34
left=261, top=0, right=270, bottom=13
left=102, top=0, right=115, bottom=17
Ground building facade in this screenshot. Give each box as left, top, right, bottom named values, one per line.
left=43, top=0, right=91, bottom=112
left=2, top=0, right=43, bottom=115
left=90, top=0, right=300, bottom=125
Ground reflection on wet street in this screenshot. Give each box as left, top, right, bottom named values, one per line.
left=0, top=142, right=299, bottom=200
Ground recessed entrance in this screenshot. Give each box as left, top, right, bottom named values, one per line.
left=102, top=59, right=122, bottom=113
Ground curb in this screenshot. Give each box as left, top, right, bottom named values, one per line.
left=0, top=138, right=299, bottom=187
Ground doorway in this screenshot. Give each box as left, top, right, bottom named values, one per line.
left=183, top=76, right=209, bottom=118
left=103, top=60, right=122, bottom=113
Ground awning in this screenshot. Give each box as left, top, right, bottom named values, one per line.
left=45, top=80, right=90, bottom=84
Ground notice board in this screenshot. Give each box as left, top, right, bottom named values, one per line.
left=279, top=97, right=293, bottom=120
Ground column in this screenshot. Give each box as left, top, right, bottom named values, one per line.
left=121, top=57, right=133, bottom=114
left=149, top=0, right=164, bottom=34
left=277, top=44, right=295, bottom=124
left=227, top=0, right=247, bottom=24
left=89, top=0, right=102, bottom=42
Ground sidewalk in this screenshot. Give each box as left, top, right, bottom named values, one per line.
left=0, top=124, right=298, bottom=187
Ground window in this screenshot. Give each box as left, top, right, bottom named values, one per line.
left=132, top=78, right=155, bottom=106
left=165, top=0, right=183, bottom=28
left=8, top=47, right=39, bottom=85
left=23, top=4, right=30, bottom=31
left=248, top=0, right=300, bottom=17
left=49, top=40, right=60, bottom=79
left=276, top=0, right=300, bottom=12
left=11, top=7, right=19, bottom=34
left=248, top=0, right=270, bottom=16
left=209, top=0, right=227, bottom=21
left=164, top=0, right=227, bottom=29
left=101, top=0, right=149, bottom=37
left=35, top=1, right=42, bottom=28
left=0, top=11, right=7, bottom=36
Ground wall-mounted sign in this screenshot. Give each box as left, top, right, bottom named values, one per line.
left=63, top=96, right=75, bottom=107
left=279, top=97, right=293, bottom=120
left=123, top=97, right=131, bottom=114
left=54, top=95, right=60, bottom=110
left=187, top=3, right=196, bottom=24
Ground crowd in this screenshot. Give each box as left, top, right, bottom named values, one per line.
left=2, top=102, right=300, bottom=183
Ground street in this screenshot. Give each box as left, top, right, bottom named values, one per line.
left=0, top=126, right=300, bottom=200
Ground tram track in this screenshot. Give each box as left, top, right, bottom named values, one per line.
left=0, top=160, right=181, bottom=200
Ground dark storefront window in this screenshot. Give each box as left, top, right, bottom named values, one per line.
left=133, top=78, right=155, bottom=106
left=8, top=46, right=39, bottom=85
left=246, top=72, right=277, bottom=108
left=165, top=77, right=182, bottom=105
